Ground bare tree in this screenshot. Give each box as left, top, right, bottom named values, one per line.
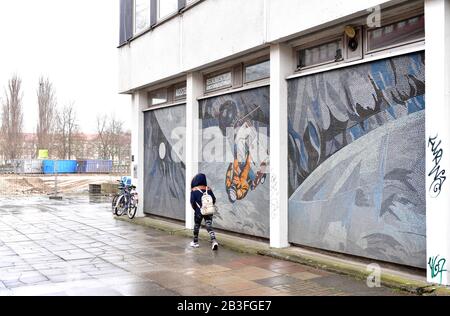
left=96, top=115, right=110, bottom=160
left=72, top=132, right=88, bottom=159
left=95, top=115, right=126, bottom=162
left=109, top=118, right=125, bottom=163
left=36, top=77, right=56, bottom=152
left=1, top=75, right=24, bottom=160
left=55, top=102, right=79, bottom=159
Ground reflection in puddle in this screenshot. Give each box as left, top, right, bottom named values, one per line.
left=88, top=194, right=111, bottom=204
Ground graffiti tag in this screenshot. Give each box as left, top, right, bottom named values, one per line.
left=428, top=135, right=446, bottom=198
left=428, top=255, right=447, bottom=285
left=366, top=263, right=381, bottom=288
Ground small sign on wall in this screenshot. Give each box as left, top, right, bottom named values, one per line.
left=175, top=86, right=187, bottom=98
left=206, top=72, right=232, bottom=92
left=133, top=164, right=138, bottom=179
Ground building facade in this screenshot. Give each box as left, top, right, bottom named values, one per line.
left=118, top=0, right=450, bottom=286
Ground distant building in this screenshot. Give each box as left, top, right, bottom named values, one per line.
left=17, top=132, right=131, bottom=163
left=118, top=0, right=450, bottom=285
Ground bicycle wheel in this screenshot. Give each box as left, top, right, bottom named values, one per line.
left=111, top=194, right=119, bottom=213
left=114, top=195, right=127, bottom=216
left=128, top=205, right=137, bottom=220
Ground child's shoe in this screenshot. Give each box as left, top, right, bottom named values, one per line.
left=212, top=240, right=219, bottom=251
left=190, top=241, right=200, bottom=248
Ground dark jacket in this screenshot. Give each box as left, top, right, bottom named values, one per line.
left=190, top=173, right=216, bottom=217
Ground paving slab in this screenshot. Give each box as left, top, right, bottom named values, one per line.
left=0, top=196, right=434, bottom=296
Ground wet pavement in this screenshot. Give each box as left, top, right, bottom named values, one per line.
left=0, top=196, right=412, bottom=296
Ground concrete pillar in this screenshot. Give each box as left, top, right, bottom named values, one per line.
left=132, top=91, right=146, bottom=218
left=185, top=72, right=203, bottom=229
left=425, top=0, right=450, bottom=286
left=269, top=43, right=294, bottom=248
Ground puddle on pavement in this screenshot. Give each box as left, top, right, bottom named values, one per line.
left=88, top=194, right=112, bottom=204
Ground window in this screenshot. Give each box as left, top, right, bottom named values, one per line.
left=135, top=0, right=151, bottom=34
left=245, top=60, right=270, bottom=83
left=119, top=0, right=134, bottom=45
left=298, top=38, right=343, bottom=69
left=203, top=55, right=270, bottom=94
left=158, top=0, right=178, bottom=20
left=147, top=82, right=187, bottom=108
left=293, top=8, right=424, bottom=73
left=205, top=72, right=233, bottom=92
left=148, top=89, right=168, bottom=106
left=366, top=15, right=424, bottom=53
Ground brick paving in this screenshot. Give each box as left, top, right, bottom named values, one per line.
left=0, top=196, right=412, bottom=296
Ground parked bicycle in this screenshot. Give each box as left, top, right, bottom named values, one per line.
left=113, top=181, right=138, bottom=220
left=111, top=180, right=125, bottom=213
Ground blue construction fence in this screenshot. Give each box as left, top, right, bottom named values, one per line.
left=1, top=159, right=127, bottom=175
left=42, top=160, right=113, bottom=174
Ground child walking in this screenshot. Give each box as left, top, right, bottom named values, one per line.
left=190, top=173, right=219, bottom=250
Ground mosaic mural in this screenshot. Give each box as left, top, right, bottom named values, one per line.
left=288, top=52, right=426, bottom=268
left=199, top=87, right=270, bottom=238
left=144, top=105, right=186, bottom=221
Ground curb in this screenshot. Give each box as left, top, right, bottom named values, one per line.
left=115, top=216, right=450, bottom=296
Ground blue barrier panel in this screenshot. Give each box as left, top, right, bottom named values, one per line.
left=43, top=160, right=77, bottom=174
left=76, top=160, right=113, bottom=173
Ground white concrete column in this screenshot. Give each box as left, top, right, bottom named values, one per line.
left=269, top=43, right=294, bottom=248
left=425, top=0, right=450, bottom=286
left=185, top=72, right=203, bottom=229
left=132, top=91, right=146, bottom=218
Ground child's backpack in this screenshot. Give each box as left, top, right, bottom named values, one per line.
left=195, top=187, right=218, bottom=216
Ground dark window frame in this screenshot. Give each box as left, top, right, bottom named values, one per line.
left=293, top=6, right=424, bottom=73
left=203, top=55, right=270, bottom=95
left=148, top=88, right=168, bottom=107
left=363, top=13, right=425, bottom=56
left=157, top=0, right=180, bottom=22
left=295, top=36, right=345, bottom=71
left=119, top=0, right=134, bottom=46
left=244, top=57, right=271, bottom=84
left=147, top=82, right=187, bottom=108
left=119, top=0, right=204, bottom=47
left=133, top=0, right=152, bottom=36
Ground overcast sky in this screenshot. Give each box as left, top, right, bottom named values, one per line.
left=0, top=0, right=131, bottom=134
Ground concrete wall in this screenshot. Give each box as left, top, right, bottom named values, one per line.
left=118, top=0, right=395, bottom=93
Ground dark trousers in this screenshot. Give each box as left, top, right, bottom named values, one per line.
left=193, top=214, right=216, bottom=243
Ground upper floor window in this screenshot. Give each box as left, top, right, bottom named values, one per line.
left=294, top=9, right=424, bottom=73
left=148, top=88, right=168, bottom=107
left=298, top=38, right=344, bottom=70
left=158, top=0, right=178, bottom=20
left=245, top=60, right=270, bottom=83
left=203, top=55, right=270, bottom=94
left=366, top=15, right=424, bottom=54
left=135, top=0, right=151, bottom=35
left=147, top=82, right=187, bottom=108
